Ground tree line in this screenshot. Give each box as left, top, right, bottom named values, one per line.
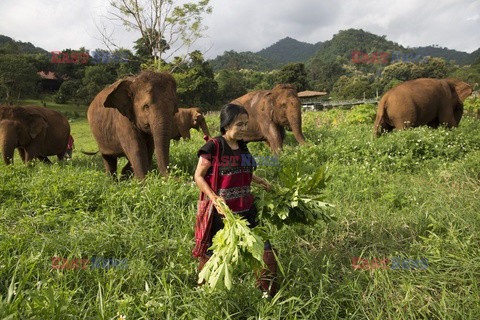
left=1, top=44, right=479, bottom=111
left=1, top=26, right=479, bottom=111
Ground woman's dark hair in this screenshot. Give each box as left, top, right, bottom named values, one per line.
left=220, top=103, right=248, bottom=134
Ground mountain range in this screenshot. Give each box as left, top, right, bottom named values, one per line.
left=1, top=29, right=479, bottom=72
left=209, top=29, right=480, bottom=72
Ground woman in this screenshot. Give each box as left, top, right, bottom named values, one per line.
left=193, top=103, right=278, bottom=297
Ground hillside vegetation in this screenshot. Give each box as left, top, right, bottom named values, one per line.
left=211, top=29, right=479, bottom=72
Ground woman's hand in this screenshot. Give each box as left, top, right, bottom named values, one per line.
left=252, top=174, right=271, bottom=192
left=263, top=180, right=271, bottom=192
left=212, top=195, right=226, bottom=216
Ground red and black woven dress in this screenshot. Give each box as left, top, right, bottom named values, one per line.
left=198, top=136, right=270, bottom=256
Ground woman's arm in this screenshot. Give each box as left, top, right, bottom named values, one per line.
left=193, top=156, right=224, bottom=208
left=252, top=174, right=271, bottom=191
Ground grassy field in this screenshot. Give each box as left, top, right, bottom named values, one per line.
left=1, top=101, right=480, bottom=319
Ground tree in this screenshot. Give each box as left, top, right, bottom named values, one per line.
left=332, top=75, right=375, bottom=100
left=242, top=69, right=277, bottom=91
left=410, top=57, right=448, bottom=79
left=380, top=57, right=449, bottom=93
left=102, top=0, right=212, bottom=68
left=381, top=62, right=413, bottom=83
left=77, top=65, right=117, bottom=105
left=54, top=79, right=82, bottom=104
left=133, top=29, right=169, bottom=60
left=276, top=63, right=309, bottom=91
left=172, top=51, right=217, bottom=108
left=448, top=56, right=480, bottom=90
left=215, top=69, right=247, bottom=103
left=307, top=57, right=344, bottom=92
left=0, top=55, right=37, bottom=104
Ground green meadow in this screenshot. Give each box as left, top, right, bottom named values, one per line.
left=1, top=101, right=480, bottom=319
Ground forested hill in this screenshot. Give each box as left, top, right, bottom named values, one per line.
left=209, top=50, right=278, bottom=72
left=0, top=35, right=48, bottom=54
left=309, top=29, right=404, bottom=63
left=256, top=37, right=323, bottom=65
left=210, top=29, right=478, bottom=72
left=413, top=45, right=479, bottom=65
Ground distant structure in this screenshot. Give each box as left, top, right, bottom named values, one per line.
left=37, top=71, right=63, bottom=92
left=298, top=90, right=379, bottom=111
left=297, top=90, right=328, bottom=110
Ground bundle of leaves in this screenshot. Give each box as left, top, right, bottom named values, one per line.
left=198, top=199, right=267, bottom=290
left=256, top=162, right=335, bottom=230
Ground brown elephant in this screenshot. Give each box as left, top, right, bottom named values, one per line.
left=0, top=105, right=70, bottom=164
left=87, top=71, right=178, bottom=179
left=171, top=107, right=211, bottom=140
left=231, top=84, right=306, bottom=152
left=374, top=78, right=472, bottom=136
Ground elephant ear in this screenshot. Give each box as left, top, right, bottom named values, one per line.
left=447, top=78, right=473, bottom=102
left=193, top=108, right=203, bottom=121
left=262, top=92, right=276, bottom=121
left=28, top=114, right=48, bottom=139
left=103, top=79, right=135, bottom=122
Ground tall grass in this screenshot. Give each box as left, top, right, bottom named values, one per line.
left=0, top=104, right=479, bottom=319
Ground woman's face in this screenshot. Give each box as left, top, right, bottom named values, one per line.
left=224, top=113, right=248, bottom=140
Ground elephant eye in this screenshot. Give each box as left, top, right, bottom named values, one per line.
left=143, top=104, right=149, bottom=111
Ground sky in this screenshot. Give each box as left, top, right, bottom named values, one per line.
left=0, top=0, right=479, bottom=60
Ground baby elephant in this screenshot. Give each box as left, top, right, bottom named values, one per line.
left=374, top=78, right=472, bottom=136
left=0, top=105, right=70, bottom=164
left=171, top=107, right=211, bottom=140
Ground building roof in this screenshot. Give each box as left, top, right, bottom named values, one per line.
left=37, top=71, right=58, bottom=80
left=297, top=90, right=328, bottom=98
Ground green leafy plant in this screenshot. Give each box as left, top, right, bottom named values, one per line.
left=256, top=158, right=335, bottom=230
left=198, top=199, right=267, bottom=290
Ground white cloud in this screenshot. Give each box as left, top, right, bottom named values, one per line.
left=0, top=0, right=478, bottom=60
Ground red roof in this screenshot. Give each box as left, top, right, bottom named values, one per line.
left=37, top=71, right=57, bottom=80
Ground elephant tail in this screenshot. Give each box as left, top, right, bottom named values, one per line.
left=80, top=150, right=99, bottom=155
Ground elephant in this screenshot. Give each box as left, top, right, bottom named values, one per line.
left=374, top=78, right=472, bottom=136
left=0, top=105, right=70, bottom=164
left=171, top=107, right=211, bottom=140
left=87, top=70, right=178, bottom=179
left=231, top=84, right=306, bottom=152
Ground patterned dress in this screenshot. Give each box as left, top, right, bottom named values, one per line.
left=198, top=136, right=270, bottom=255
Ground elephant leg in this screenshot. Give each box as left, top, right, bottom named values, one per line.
left=180, top=129, right=191, bottom=140
left=280, top=127, right=286, bottom=142
left=374, top=121, right=394, bottom=136
left=427, top=119, right=439, bottom=128
left=23, top=150, right=37, bottom=163
left=38, top=156, right=52, bottom=164
left=145, top=138, right=154, bottom=170
left=438, top=114, right=457, bottom=128
left=102, top=154, right=118, bottom=177
left=121, top=140, right=150, bottom=180
left=2, top=148, right=14, bottom=165
left=121, top=161, right=134, bottom=180
left=390, top=118, right=413, bottom=130
left=265, top=124, right=283, bottom=154
left=18, top=148, right=26, bottom=163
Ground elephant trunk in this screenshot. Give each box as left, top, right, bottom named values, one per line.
left=151, top=117, right=172, bottom=176
left=287, top=109, right=306, bottom=144
left=199, top=118, right=211, bottom=138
